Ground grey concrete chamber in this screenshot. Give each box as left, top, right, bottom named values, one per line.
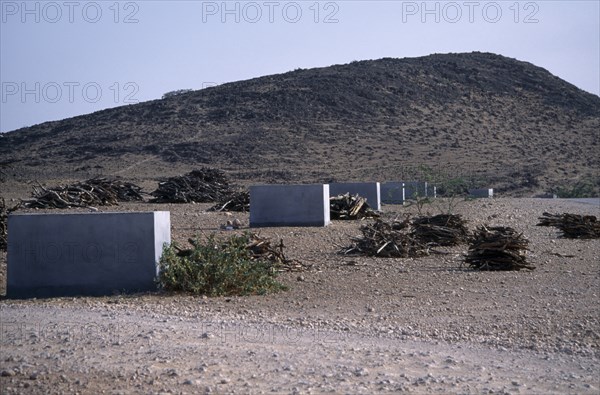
left=250, top=184, right=330, bottom=227
left=468, top=188, right=494, bottom=198
left=7, top=211, right=171, bottom=298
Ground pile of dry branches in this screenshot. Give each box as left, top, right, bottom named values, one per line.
left=1, top=198, right=21, bottom=251
left=21, top=178, right=144, bottom=209
left=245, top=233, right=308, bottom=272
left=411, top=214, right=470, bottom=246
left=340, top=219, right=428, bottom=258
left=330, top=193, right=380, bottom=220
left=537, top=212, right=600, bottom=239
left=150, top=168, right=231, bottom=203
left=340, top=213, right=470, bottom=258
left=465, top=226, right=534, bottom=271
left=209, top=190, right=250, bottom=212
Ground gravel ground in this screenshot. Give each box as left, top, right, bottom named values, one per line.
left=1, top=198, right=599, bottom=394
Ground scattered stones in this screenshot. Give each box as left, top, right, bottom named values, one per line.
left=354, top=368, right=369, bottom=377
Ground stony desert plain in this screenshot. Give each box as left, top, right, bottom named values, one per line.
left=0, top=196, right=599, bottom=394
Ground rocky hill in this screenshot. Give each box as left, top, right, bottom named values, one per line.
left=1, top=52, right=599, bottom=196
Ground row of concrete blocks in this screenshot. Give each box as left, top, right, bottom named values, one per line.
left=250, top=181, right=435, bottom=227
left=250, top=183, right=494, bottom=227
left=5, top=183, right=381, bottom=298
left=5, top=182, right=415, bottom=298
left=6, top=184, right=492, bottom=299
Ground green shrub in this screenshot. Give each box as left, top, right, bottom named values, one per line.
left=554, top=178, right=599, bottom=198
left=436, top=177, right=469, bottom=197
left=158, top=233, right=287, bottom=296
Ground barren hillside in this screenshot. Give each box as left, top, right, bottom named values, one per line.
left=1, top=52, right=599, bottom=195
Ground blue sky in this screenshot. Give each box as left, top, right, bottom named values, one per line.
left=1, top=0, right=599, bottom=133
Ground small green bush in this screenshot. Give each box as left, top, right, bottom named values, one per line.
left=158, top=233, right=287, bottom=296
left=554, top=178, right=599, bottom=198
left=436, top=177, right=469, bottom=197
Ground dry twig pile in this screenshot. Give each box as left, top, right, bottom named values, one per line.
left=330, top=193, right=380, bottom=220
left=210, top=190, right=250, bottom=212
left=21, top=178, right=143, bottom=209
left=411, top=214, right=470, bottom=246
left=245, top=233, right=308, bottom=272
left=150, top=168, right=231, bottom=203
left=537, top=212, right=600, bottom=239
left=465, top=226, right=534, bottom=271
left=1, top=197, right=21, bottom=251
left=340, top=219, right=428, bottom=258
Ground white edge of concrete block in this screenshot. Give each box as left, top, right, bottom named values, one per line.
left=154, top=211, right=171, bottom=276
left=374, top=182, right=381, bottom=211
left=323, top=184, right=330, bottom=226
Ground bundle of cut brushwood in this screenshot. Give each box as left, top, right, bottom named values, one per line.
left=1, top=197, right=21, bottom=251
left=330, top=193, right=380, bottom=220
left=340, top=219, right=428, bottom=258
left=245, top=233, right=308, bottom=272
left=465, top=225, right=534, bottom=271
left=411, top=214, right=470, bottom=246
left=537, top=212, right=600, bottom=239
left=150, top=168, right=231, bottom=203
left=209, top=190, right=250, bottom=212
left=21, top=178, right=144, bottom=209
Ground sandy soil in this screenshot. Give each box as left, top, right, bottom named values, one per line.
left=1, top=198, right=599, bottom=394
